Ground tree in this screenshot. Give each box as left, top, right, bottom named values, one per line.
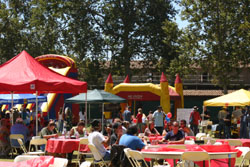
left=179, top=0, right=250, bottom=93
left=92, top=0, right=178, bottom=78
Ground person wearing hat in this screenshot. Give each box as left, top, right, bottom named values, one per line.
left=88, top=119, right=111, bottom=161
left=189, top=106, right=201, bottom=136
left=10, top=118, right=30, bottom=148
left=152, top=106, right=165, bottom=135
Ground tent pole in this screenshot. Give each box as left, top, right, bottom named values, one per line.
left=102, top=103, right=104, bottom=134
left=36, top=91, right=38, bottom=136
left=11, top=91, right=14, bottom=125
left=85, top=92, right=87, bottom=128
left=88, top=104, right=90, bottom=123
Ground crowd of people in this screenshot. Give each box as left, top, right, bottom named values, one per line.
left=1, top=103, right=250, bottom=165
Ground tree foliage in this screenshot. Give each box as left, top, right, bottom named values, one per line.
left=92, top=0, right=178, bottom=78
left=178, top=0, right=250, bottom=93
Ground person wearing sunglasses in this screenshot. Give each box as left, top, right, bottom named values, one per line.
left=161, top=121, right=185, bottom=144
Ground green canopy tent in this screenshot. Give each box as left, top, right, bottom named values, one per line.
left=65, top=89, right=127, bottom=131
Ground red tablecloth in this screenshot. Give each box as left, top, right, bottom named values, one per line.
left=142, top=144, right=241, bottom=167
left=46, top=138, right=89, bottom=153
left=0, top=156, right=54, bottom=167
left=216, top=139, right=250, bottom=147
left=185, top=136, right=196, bottom=140
left=148, top=136, right=164, bottom=142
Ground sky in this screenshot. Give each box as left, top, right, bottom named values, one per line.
left=173, top=2, right=189, bottom=29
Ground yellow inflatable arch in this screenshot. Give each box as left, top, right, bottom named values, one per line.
left=104, top=72, right=184, bottom=116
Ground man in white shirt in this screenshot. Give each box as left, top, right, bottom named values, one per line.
left=153, top=106, right=165, bottom=135
left=88, top=119, right=110, bottom=161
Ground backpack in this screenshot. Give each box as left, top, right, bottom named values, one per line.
left=110, top=145, right=130, bottom=167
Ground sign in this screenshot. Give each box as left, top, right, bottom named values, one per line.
left=177, top=108, right=193, bottom=124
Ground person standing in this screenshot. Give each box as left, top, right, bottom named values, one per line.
left=58, top=107, right=64, bottom=133
left=218, top=107, right=228, bottom=138
left=240, top=106, right=248, bottom=138
left=64, top=107, right=72, bottom=131
left=152, top=106, right=165, bottom=135
left=123, top=106, right=132, bottom=123
left=189, top=106, right=201, bottom=136
left=136, top=108, right=143, bottom=133
left=224, top=109, right=231, bottom=139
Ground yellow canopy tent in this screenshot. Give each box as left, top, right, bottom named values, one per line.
left=204, top=89, right=250, bottom=106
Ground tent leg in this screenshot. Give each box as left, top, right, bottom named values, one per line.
left=36, top=91, right=38, bottom=136
left=102, top=103, right=104, bottom=134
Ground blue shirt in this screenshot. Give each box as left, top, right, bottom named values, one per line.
left=11, top=123, right=29, bottom=146
left=119, top=134, right=145, bottom=150
left=123, top=110, right=131, bottom=123
left=164, top=130, right=184, bottom=141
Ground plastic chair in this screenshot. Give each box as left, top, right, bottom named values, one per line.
left=203, top=137, right=216, bottom=145
left=18, top=138, right=45, bottom=155
left=9, top=134, right=24, bottom=157
left=227, top=139, right=242, bottom=146
left=53, top=157, right=68, bottom=167
left=240, top=150, right=250, bottom=167
left=184, top=140, right=195, bottom=145
left=196, top=133, right=207, bottom=140
left=124, top=148, right=136, bottom=167
left=28, top=138, right=47, bottom=155
left=127, top=149, right=149, bottom=167
left=87, top=144, right=110, bottom=167
left=14, top=155, right=39, bottom=162
left=127, top=149, right=170, bottom=167
left=181, top=151, right=210, bottom=167
left=76, top=138, right=92, bottom=167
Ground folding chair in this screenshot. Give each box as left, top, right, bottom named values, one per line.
left=53, top=157, right=69, bottom=167
left=9, top=134, right=24, bottom=157
left=28, top=138, right=47, bottom=155
left=124, top=148, right=136, bottom=167
left=87, top=144, right=110, bottom=167
left=17, top=138, right=45, bottom=155
left=127, top=149, right=170, bottom=167
left=14, top=155, right=39, bottom=162
left=240, top=150, right=250, bottom=167
left=76, top=138, right=92, bottom=167
left=227, top=139, right=242, bottom=146
left=196, top=133, right=207, bottom=140
left=181, top=151, right=210, bottom=167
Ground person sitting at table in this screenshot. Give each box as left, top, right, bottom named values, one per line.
left=161, top=121, right=185, bottom=144
left=180, top=119, right=194, bottom=136
left=162, top=121, right=172, bottom=136
left=11, top=118, right=30, bottom=150
left=144, top=121, right=160, bottom=136
left=121, top=121, right=130, bottom=134
left=69, top=121, right=86, bottom=137
left=110, top=122, right=123, bottom=146
left=88, top=119, right=111, bottom=161
left=119, top=125, right=147, bottom=150
left=40, top=120, right=58, bottom=139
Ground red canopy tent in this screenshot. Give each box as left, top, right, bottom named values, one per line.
left=0, top=50, right=87, bottom=93
left=0, top=50, right=87, bottom=133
